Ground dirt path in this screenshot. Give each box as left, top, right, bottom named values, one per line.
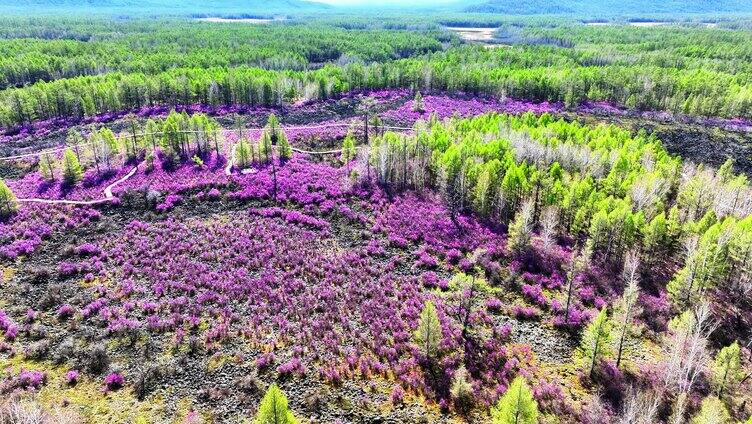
left=17, top=164, right=138, bottom=205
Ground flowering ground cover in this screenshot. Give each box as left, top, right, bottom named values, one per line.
left=1, top=105, right=751, bottom=423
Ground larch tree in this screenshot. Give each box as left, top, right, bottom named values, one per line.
left=99, top=127, right=119, bottom=170
left=0, top=178, right=18, bottom=219
left=690, top=396, right=731, bottom=424
left=254, top=384, right=298, bottom=424
left=614, top=251, right=642, bottom=368
left=341, top=130, right=357, bottom=165
left=540, top=205, right=559, bottom=250
left=66, top=129, right=85, bottom=163
left=62, top=148, right=83, bottom=186
left=451, top=273, right=484, bottom=346
left=235, top=137, right=252, bottom=169
left=277, top=130, right=292, bottom=162
left=507, top=198, right=534, bottom=256
left=491, top=376, right=539, bottom=424
left=39, top=153, right=56, bottom=181
left=144, top=119, right=160, bottom=153
left=414, top=300, right=442, bottom=366
left=563, top=247, right=589, bottom=325
left=579, top=307, right=613, bottom=378
left=711, top=341, right=742, bottom=399
left=450, top=365, right=474, bottom=414
left=266, top=113, right=280, bottom=145
left=619, top=387, right=661, bottom=424
left=260, top=130, right=273, bottom=164
left=662, top=301, right=715, bottom=420
left=412, top=91, right=425, bottom=113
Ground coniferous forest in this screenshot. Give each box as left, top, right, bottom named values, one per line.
left=1, top=1, right=752, bottom=423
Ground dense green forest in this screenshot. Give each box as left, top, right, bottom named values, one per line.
left=2, top=17, right=752, bottom=128
left=0, top=18, right=448, bottom=89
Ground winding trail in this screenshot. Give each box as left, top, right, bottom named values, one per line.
left=16, top=164, right=138, bottom=205
left=224, top=145, right=236, bottom=176
left=104, top=165, right=139, bottom=199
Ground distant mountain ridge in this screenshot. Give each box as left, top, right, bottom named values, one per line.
left=0, top=0, right=330, bottom=14
left=464, top=0, right=752, bottom=15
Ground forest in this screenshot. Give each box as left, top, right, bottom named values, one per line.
left=3, top=17, right=752, bottom=131
left=1, top=3, right=752, bottom=424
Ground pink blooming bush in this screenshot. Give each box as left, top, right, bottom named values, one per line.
left=0, top=310, right=18, bottom=341
left=104, top=373, right=124, bottom=391
left=0, top=205, right=101, bottom=259
left=30, top=172, right=530, bottom=404
left=156, top=194, right=183, bottom=212
left=56, top=304, right=76, bottom=320
left=521, top=283, right=548, bottom=307
left=381, top=94, right=563, bottom=126
left=485, top=297, right=503, bottom=312
left=390, top=385, right=405, bottom=405
left=512, top=304, right=540, bottom=320
left=65, top=370, right=79, bottom=386
left=1, top=370, right=47, bottom=393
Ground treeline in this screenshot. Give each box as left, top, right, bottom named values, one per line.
left=4, top=20, right=752, bottom=127
left=0, top=18, right=446, bottom=89
left=5, top=43, right=752, bottom=129
left=464, top=0, right=752, bottom=15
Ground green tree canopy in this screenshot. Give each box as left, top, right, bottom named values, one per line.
left=491, top=376, right=539, bottom=424
left=254, top=384, right=298, bottom=424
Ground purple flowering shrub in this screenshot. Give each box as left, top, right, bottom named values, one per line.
left=0, top=370, right=47, bottom=394
left=0, top=204, right=101, bottom=259
left=0, top=310, right=18, bottom=341
left=65, top=370, right=79, bottom=386
left=104, top=372, right=124, bottom=391
left=0, top=103, right=697, bottom=421
left=68, top=206, right=525, bottom=404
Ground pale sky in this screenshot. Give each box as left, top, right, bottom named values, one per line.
left=318, top=0, right=460, bottom=5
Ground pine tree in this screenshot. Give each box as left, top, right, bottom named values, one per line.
left=414, top=300, right=442, bottom=364
left=690, top=396, right=731, bottom=424
left=0, top=178, right=18, bottom=219
left=579, top=307, right=613, bottom=378
left=254, top=384, right=298, bottom=424
left=491, top=377, right=539, bottom=424
left=62, top=148, right=83, bottom=185
left=711, top=341, right=742, bottom=399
